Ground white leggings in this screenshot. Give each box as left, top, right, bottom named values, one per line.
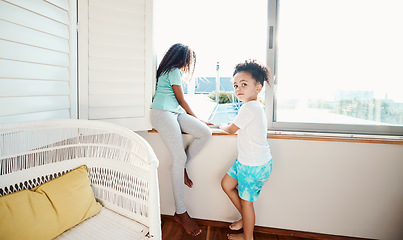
left=150, top=108, right=212, bottom=214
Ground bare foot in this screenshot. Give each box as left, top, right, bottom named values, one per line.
left=174, top=212, right=201, bottom=236
left=227, top=233, right=246, bottom=240
left=184, top=168, right=193, bottom=188
left=229, top=219, right=243, bottom=230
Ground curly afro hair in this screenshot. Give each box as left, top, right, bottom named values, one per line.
left=233, top=59, right=271, bottom=86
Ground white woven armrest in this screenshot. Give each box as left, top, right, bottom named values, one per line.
left=0, top=119, right=161, bottom=239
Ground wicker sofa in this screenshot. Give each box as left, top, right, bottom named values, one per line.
left=0, top=119, right=161, bottom=239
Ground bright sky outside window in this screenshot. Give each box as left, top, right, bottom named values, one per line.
left=273, top=0, right=403, bottom=132
left=155, top=0, right=267, bottom=124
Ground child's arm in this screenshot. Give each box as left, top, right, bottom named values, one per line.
left=219, top=123, right=239, bottom=134
left=172, top=85, right=197, bottom=118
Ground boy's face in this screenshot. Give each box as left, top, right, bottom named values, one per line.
left=233, top=71, right=262, bottom=103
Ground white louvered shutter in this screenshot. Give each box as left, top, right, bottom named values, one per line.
left=78, top=0, right=154, bottom=131
left=0, top=0, right=77, bottom=123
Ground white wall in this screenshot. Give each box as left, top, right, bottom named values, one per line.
left=137, top=131, right=403, bottom=240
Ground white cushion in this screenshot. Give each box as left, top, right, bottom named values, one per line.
left=55, top=208, right=149, bottom=240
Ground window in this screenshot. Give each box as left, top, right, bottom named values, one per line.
left=267, top=0, right=403, bottom=135
left=154, top=0, right=267, bottom=125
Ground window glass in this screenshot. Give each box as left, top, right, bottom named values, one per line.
left=155, top=0, right=267, bottom=124
left=272, top=0, right=403, bottom=134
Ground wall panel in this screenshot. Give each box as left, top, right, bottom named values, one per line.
left=79, top=0, right=153, bottom=130
left=0, top=0, right=76, bottom=123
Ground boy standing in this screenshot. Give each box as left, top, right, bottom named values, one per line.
left=219, top=60, right=273, bottom=240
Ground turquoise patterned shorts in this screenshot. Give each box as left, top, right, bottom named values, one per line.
left=227, top=159, right=273, bottom=202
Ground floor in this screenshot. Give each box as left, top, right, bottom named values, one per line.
left=161, top=215, right=369, bottom=240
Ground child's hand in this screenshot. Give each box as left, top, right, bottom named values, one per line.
left=200, top=120, right=214, bottom=126
left=219, top=122, right=239, bottom=134
left=218, top=123, right=229, bottom=130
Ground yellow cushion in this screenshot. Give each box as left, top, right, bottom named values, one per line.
left=0, top=165, right=102, bottom=240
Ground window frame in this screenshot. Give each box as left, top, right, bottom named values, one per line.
left=266, top=0, right=403, bottom=136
